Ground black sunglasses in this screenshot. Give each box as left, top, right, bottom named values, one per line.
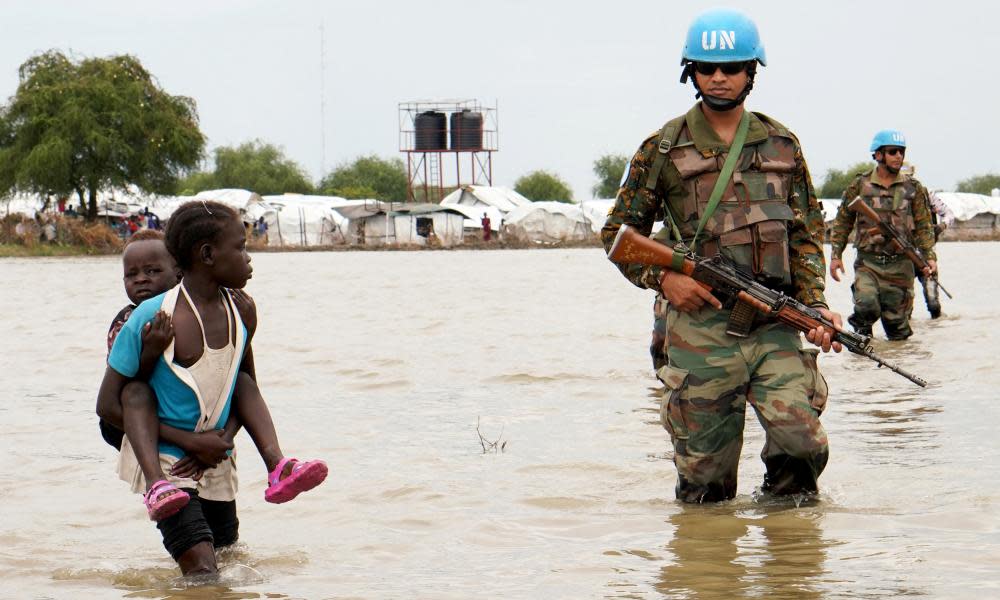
left=692, top=61, right=748, bottom=76
left=883, top=147, right=906, bottom=157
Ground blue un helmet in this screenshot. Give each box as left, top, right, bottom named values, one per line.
left=870, top=129, right=906, bottom=152
left=680, top=8, right=766, bottom=111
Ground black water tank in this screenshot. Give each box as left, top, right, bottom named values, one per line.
left=414, top=111, right=447, bottom=151
left=449, top=110, right=483, bottom=151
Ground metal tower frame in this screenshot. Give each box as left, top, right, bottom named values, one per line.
left=398, top=99, right=499, bottom=203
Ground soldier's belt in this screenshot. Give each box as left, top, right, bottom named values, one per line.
left=859, top=251, right=906, bottom=265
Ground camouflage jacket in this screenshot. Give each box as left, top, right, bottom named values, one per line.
left=829, top=169, right=937, bottom=261
left=601, top=103, right=828, bottom=307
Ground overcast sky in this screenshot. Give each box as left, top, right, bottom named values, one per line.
left=2, top=0, right=997, bottom=200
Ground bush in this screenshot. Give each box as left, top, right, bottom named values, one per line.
left=0, top=214, right=123, bottom=253
left=956, top=174, right=1000, bottom=195
left=514, top=170, right=573, bottom=203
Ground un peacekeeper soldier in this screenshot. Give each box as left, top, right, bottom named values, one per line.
left=829, top=130, right=937, bottom=340
left=602, top=8, right=842, bottom=503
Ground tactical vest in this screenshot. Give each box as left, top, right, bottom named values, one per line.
left=648, top=113, right=797, bottom=288
left=852, top=173, right=918, bottom=254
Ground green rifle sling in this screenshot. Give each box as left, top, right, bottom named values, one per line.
left=690, top=110, right=751, bottom=253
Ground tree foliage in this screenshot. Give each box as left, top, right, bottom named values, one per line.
left=0, top=50, right=205, bottom=218
left=956, top=173, right=1000, bottom=195
left=591, top=154, right=628, bottom=199
left=178, top=140, right=313, bottom=195
left=816, top=161, right=871, bottom=199
left=319, top=155, right=407, bottom=201
left=514, top=170, right=573, bottom=203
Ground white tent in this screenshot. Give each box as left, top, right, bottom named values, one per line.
left=502, top=201, right=594, bottom=244
left=580, top=199, right=616, bottom=233
left=437, top=202, right=503, bottom=233
left=332, top=201, right=466, bottom=247
left=261, top=194, right=356, bottom=246
left=932, top=192, right=1000, bottom=222
left=440, top=185, right=533, bottom=213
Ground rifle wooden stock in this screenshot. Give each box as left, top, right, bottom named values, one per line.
left=607, top=225, right=696, bottom=277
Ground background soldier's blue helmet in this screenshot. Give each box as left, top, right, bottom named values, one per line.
left=680, top=8, right=767, bottom=66
left=679, top=8, right=766, bottom=111
left=870, top=129, right=907, bottom=152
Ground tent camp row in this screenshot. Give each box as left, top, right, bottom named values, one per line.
left=10, top=186, right=997, bottom=245
left=442, top=185, right=599, bottom=243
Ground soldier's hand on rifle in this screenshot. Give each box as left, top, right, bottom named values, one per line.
left=805, top=308, right=844, bottom=353
left=659, top=270, right=723, bottom=313
left=829, top=257, right=845, bottom=282
left=923, top=259, right=937, bottom=277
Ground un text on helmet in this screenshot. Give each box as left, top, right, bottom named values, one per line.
left=702, top=30, right=736, bottom=51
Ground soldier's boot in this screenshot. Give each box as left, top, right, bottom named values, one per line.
left=847, top=314, right=874, bottom=337
left=882, top=319, right=913, bottom=341
left=761, top=451, right=829, bottom=496
left=922, top=279, right=942, bottom=319
left=675, top=473, right=737, bottom=504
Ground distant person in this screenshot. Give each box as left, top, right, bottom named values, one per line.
left=916, top=190, right=955, bottom=318
left=144, top=208, right=162, bottom=231
left=255, top=216, right=269, bottom=243
left=829, top=130, right=937, bottom=340
left=96, top=203, right=327, bottom=575
left=481, top=213, right=492, bottom=242
left=64, top=205, right=78, bottom=218
left=127, top=216, right=140, bottom=238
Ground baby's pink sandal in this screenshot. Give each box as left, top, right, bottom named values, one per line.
left=264, top=458, right=328, bottom=504
left=143, top=479, right=190, bottom=521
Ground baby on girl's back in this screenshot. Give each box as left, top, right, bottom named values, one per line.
left=97, top=202, right=326, bottom=575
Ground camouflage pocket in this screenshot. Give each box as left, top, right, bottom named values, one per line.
left=656, top=364, right=690, bottom=441
left=753, top=220, right=791, bottom=284
left=798, top=348, right=828, bottom=416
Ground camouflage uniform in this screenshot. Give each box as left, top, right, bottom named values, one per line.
left=602, top=103, right=830, bottom=502
left=829, top=170, right=936, bottom=339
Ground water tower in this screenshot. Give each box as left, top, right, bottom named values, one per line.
left=398, top=99, right=498, bottom=203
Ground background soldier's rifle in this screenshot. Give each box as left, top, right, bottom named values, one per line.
left=608, top=225, right=927, bottom=387
left=848, top=196, right=953, bottom=299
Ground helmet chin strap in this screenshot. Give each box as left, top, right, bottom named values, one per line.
left=682, top=62, right=756, bottom=112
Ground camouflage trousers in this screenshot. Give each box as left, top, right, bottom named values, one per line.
left=848, top=254, right=915, bottom=340
left=658, top=307, right=829, bottom=503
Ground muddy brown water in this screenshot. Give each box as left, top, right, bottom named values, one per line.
left=1, top=243, right=997, bottom=598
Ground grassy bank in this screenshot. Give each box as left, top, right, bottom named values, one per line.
left=0, top=243, right=122, bottom=257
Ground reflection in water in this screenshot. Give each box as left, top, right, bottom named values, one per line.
left=655, top=504, right=828, bottom=600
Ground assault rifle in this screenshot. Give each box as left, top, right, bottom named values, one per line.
left=848, top=196, right=953, bottom=299
left=608, top=225, right=927, bottom=387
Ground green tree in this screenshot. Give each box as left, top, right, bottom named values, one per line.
left=319, top=155, right=407, bottom=201
left=956, top=173, right=1000, bottom=195
left=817, top=161, right=871, bottom=199
left=591, top=154, right=628, bottom=199
left=175, top=170, right=217, bottom=196
left=203, top=140, right=313, bottom=195
left=177, top=141, right=313, bottom=195
left=0, top=51, right=205, bottom=219
left=514, top=170, right=573, bottom=203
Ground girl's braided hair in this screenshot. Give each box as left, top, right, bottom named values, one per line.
left=164, top=200, right=240, bottom=269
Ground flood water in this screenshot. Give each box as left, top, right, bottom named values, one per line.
left=1, top=243, right=998, bottom=599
